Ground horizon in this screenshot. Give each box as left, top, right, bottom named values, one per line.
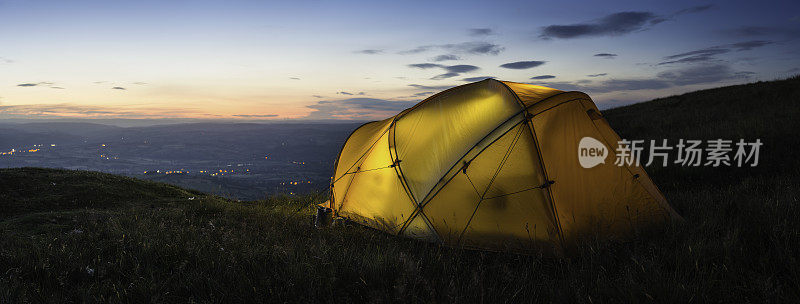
left=1, top=75, right=795, bottom=127
left=1, top=0, right=799, bottom=121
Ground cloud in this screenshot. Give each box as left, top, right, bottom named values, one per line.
left=530, top=75, right=556, bottom=80
left=651, top=5, right=714, bottom=25
left=0, top=103, right=206, bottom=119
left=656, top=64, right=744, bottom=86
left=469, top=28, right=493, bottom=36
left=337, top=91, right=365, bottom=96
left=0, top=57, right=13, bottom=64
left=412, top=91, right=434, bottom=97
left=17, top=82, right=63, bottom=89
left=398, top=46, right=432, bottom=55
left=534, top=78, right=672, bottom=93
left=400, top=41, right=504, bottom=56
left=674, top=4, right=714, bottom=15
left=409, top=63, right=480, bottom=80
left=132, top=82, right=148, bottom=85
left=499, top=61, right=546, bottom=70
left=540, top=12, right=657, bottom=39
left=730, top=40, right=772, bottom=51
left=355, top=49, right=383, bottom=54
left=734, top=71, right=756, bottom=77
left=448, top=42, right=504, bottom=55
left=312, top=95, right=324, bottom=98
left=408, top=63, right=442, bottom=69
left=431, top=54, right=460, bottom=61
left=444, top=65, right=479, bottom=73
left=659, top=47, right=729, bottom=65
left=305, top=98, right=418, bottom=120
left=431, top=72, right=459, bottom=80
left=659, top=40, right=773, bottom=65
left=594, top=53, right=618, bottom=58
left=534, top=63, right=749, bottom=93
left=289, top=77, right=301, bottom=80
left=587, top=73, right=608, bottom=77
left=408, top=84, right=454, bottom=91
left=462, top=76, right=495, bottom=82
left=232, top=114, right=279, bottom=118
left=112, top=87, right=126, bottom=90
left=596, top=79, right=672, bottom=91
left=540, top=6, right=712, bottom=39
left=530, top=81, right=586, bottom=91
left=721, top=26, right=800, bottom=38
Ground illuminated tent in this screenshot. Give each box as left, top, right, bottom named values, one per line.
left=328, top=79, right=681, bottom=253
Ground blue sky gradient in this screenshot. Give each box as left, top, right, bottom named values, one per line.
left=1, top=0, right=798, bottom=120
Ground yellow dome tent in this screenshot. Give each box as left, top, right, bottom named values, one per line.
left=328, top=79, right=681, bottom=253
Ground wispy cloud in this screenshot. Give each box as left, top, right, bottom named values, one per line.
left=354, top=49, right=383, bottom=54
left=540, top=6, right=712, bottom=39
left=540, top=12, right=657, bottom=39
left=730, top=40, right=772, bottom=51
left=442, top=65, right=480, bottom=73
left=448, top=42, right=504, bottom=55
left=408, top=63, right=441, bottom=69
left=399, top=41, right=504, bottom=55
left=533, top=63, right=750, bottom=93
left=594, top=53, right=618, bottom=58
left=408, top=84, right=455, bottom=91
left=587, top=73, right=608, bottom=77
left=17, top=82, right=63, bottom=89
left=0, top=103, right=207, bottom=119
left=469, top=28, right=493, bottom=36
left=408, top=63, right=480, bottom=80
left=305, top=98, right=417, bottom=120
left=674, top=4, right=714, bottom=15
left=462, top=76, right=495, bottom=82
left=289, top=77, right=301, bottom=80
left=112, top=86, right=126, bottom=90
left=721, top=26, right=800, bottom=38
left=430, top=54, right=460, bottom=62
left=656, top=64, right=747, bottom=86
left=337, top=91, right=365, bottom=96
left=412, top=91, right=434, bottom=97
left=232, top=114, right=278, bottom=118
left=659, top=40, right=773, bottom=65
left=530, top=75, right=556, bottom=80
left=431, top=72, right=460, bottom=80
left=499, top=61, right=545, bottom=69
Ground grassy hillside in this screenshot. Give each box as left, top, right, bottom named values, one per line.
left=2, top=77, right=800, bottom=302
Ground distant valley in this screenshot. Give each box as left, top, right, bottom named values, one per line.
left=0, top=121, right=364, bottom=200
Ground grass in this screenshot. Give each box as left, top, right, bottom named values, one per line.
left=2, top=76, right=800, bottom=302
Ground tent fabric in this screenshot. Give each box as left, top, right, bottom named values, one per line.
left=330, top=79, right=681, bottom=253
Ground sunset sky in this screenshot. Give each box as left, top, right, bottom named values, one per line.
left=1, top=0, right=798, bottom=121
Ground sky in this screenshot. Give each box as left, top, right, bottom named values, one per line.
left=1, top=0, right=798, bottom=122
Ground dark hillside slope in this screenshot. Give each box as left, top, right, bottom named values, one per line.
left=0, top=167, right=198, bottom=219
left=603, top=76, right=800, bottom=191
